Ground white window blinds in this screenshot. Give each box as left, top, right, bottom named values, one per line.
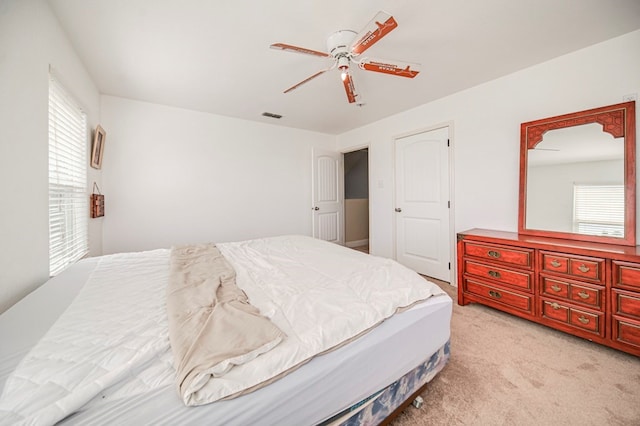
left=573, top=184, right=624, bottom=237
left=48, top=75, right=88, bottom=276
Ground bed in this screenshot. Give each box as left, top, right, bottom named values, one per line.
left=0, top=235, right=451, bottom=425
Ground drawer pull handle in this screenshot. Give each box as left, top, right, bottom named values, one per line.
left=550, top=285, right=562, bottom=292
left=550, top=302, right=561, bottom=310
left=577, top=316, right=590, bottom=324
left=488, top=290, right=502, bottom=299
left=578, top=264, right=590, bottom=273
left=577, top=291, right=590, bottom=299
left=488, top=270, right=501, bottom=279
left=487, top=250, right=501, bottom=259
left=550, top=260, right=561, bottom=268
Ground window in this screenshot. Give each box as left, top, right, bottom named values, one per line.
left=48, top=75, right=88, bottom=276
left=573, top=184, right=624, bottom=237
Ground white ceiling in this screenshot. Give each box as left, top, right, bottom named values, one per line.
left=48, top=0, right=640, bottom=135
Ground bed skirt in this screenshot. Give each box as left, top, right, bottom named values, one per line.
left=320, top=339, right=451, bottom=425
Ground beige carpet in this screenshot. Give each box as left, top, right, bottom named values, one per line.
left=391, top=281, right=640, bottom=426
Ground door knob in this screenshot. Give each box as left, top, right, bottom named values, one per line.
left=395, top=208, right=402, bottom=212
left=313, top=206, right=319, bottom=211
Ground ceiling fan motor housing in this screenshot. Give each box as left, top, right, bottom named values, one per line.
left=327, top=30, right=357, bottom=58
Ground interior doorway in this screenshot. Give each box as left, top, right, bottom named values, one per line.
left=343, top=148, right=369, bottom=252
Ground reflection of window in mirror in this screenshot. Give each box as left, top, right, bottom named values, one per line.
left=573, top=184, right=624, bottom=237
left=525, top=123, right=625, bottom=235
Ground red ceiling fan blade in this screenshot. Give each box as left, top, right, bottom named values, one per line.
left=350, top=11, right=398, bottom=56
left=283, top=69, right=330, bottom=93
left=270, top=43, right=331, bottom=58
left=342, top=73, right=359, bottom=104
left=358, top=58, right=421, bottom=78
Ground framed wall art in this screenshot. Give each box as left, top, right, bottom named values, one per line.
left=90, top=125, right=106, bottom=169
left=90, top=182, right=104, bottom=218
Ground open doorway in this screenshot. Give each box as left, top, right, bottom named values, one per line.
left=343, top=148, right=369, bottom=253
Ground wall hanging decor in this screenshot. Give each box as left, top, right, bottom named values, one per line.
left=90, top=182, right=104, bottom=218
left=90, top=125, right=106, bottom=169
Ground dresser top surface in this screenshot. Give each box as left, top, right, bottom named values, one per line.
left=459, top=228, right=640, bottom=259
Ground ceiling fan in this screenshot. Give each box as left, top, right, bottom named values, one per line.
left=270, top=11, right=421, bottom=105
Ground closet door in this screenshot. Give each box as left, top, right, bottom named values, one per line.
left=395, top=127, right=450, bottom=281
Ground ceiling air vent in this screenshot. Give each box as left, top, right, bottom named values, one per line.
left=262, top=112, right=283, bottom=119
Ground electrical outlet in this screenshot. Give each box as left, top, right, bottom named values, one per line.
left=622, top=93, right=637, bottom=102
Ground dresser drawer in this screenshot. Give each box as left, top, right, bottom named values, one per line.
left=540, top=298, right=604, bottom=336
left=463, top=278, right=533, bottom=314
left=612, top=261, right=640, bottom=291
left=464, top=260, right=532, bottom=291
left=612, top=289, right=640, bottom=320
left=462, top=241, right=533, bottom=269
left=540, top=276, right=603, bottom=310
left=540, top=251, right=604, bottom=283
left=612, top=316, right=640, bottom=349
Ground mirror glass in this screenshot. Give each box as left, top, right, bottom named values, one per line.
left=526, top=123, right=624, bottom=236
left=518, top=101, right=636, bottom=246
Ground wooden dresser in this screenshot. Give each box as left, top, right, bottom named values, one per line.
left=457, top=228, right=640, bottom=357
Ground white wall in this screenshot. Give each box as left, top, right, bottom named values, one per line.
left=345, top=199, right=369, bottom=244
left=100, top=96, right=335, bottom=254
left=0, top=0, right=101, bottom=313
left=337, top=30, right=640, bottom=259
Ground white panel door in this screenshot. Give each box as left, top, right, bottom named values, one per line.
left=312, top=148, right=343, bottom=244
left=395, top=127, right=450, bottom=281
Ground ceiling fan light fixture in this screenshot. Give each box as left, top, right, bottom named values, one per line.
left=336, top=55, right=350, bottom=68
left=337, top=56, right=350, bottom=81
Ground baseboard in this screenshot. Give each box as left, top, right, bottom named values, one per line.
left=346, top=239, right=369, bottom=248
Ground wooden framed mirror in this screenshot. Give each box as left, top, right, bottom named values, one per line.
left=518, top=101, right=636, bottom=246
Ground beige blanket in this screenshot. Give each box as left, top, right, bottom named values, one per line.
left=166, top=244, right=285, bottom=405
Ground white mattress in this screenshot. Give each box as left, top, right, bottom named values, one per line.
left=0, top=247, right=452, bottom=425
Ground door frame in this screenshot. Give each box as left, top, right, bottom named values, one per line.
left=392, top=122, right=456, bottom=285
left=341, top=143, right=371, bottom=250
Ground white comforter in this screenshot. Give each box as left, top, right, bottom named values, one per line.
left=0, top=249, right=175, bottom=426
left=0, top=235, right=444, bottom=425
